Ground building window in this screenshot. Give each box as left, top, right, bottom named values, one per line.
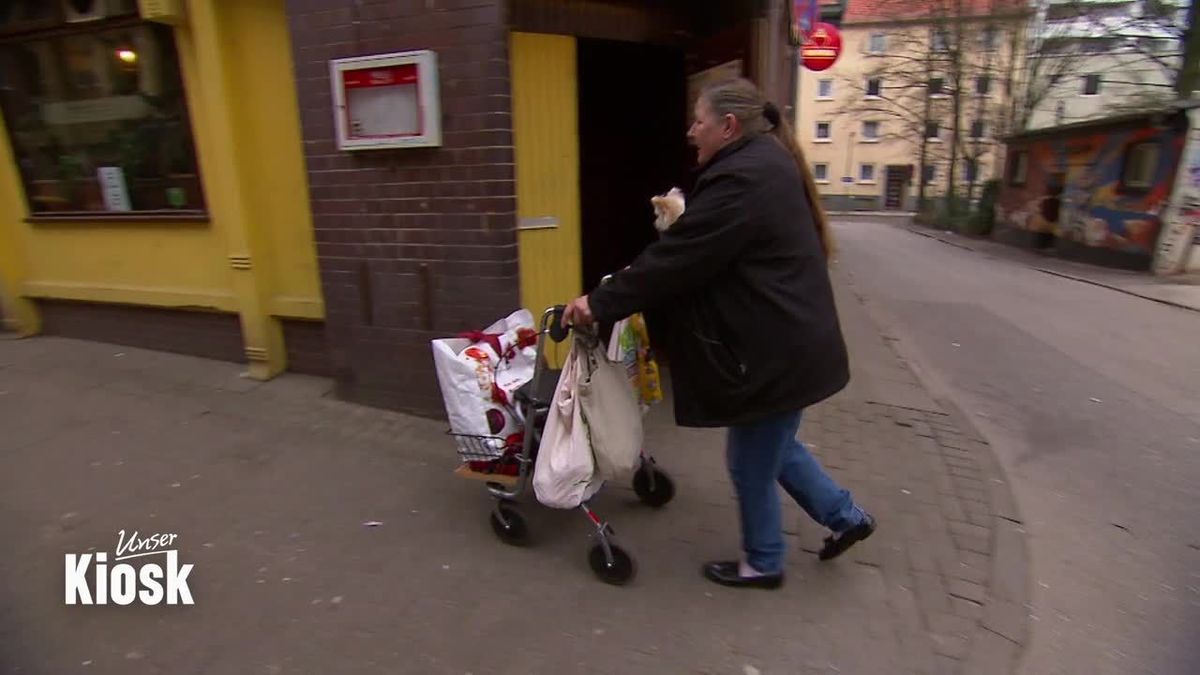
left=1008, top=150, right=1029, bottom=186
left=1083, top=74, right=1102, bottom=95
left=859, top=163, right=876, bottom=183
left=813, top=163, right=830, bottom=182
left=929, top=77, right=946, bottom=96
left=964, top=159, right=979, bottom=183
left=866, top=77, right=882, bottom=97
left=925, top=122, right=940, bottom=140
left=868, top=33, right=887, bottom=54
left=980, top=26, right=999, bottom=49
left=933, top=30, right=949, bottom=51
left=976, top=76, right=991, bottom=96
left=0, top=4, right=205, bottom=215
left=1122, top=142, right=1160, bottom=190
left=923, top=164, right=937, bottom=184
left=817, top=79, right=833, bottom=98
left=970, top=120, right=985, bottom=139
left=815, top=121, right=832, bottom=140
left=863, top=121, right=880, bottom=140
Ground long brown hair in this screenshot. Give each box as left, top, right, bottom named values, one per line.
left=700, top=78, right=836, bottom=260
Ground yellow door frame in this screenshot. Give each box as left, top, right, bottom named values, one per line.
left=510, top=32, right=582, bottom=358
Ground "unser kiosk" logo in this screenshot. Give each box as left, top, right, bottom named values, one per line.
left=65, top=530, right=194, bottom=606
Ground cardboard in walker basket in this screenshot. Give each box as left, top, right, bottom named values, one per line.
left=432, top=309, right=538, bottom=461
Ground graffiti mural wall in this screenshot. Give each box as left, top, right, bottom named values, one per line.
left=998, top=112, right=1189, bottom=269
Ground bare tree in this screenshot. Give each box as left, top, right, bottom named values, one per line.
left=1031, top=0, right=1196, bottom=118
left=1011, top=0, right=1096, bottom=130
left=838, top=0, right=1026, bottom=215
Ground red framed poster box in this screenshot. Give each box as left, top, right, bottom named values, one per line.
left=329, top=50, right=443, bottom=151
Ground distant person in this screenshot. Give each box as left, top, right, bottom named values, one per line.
left=563, top=78, right=875, bottom=589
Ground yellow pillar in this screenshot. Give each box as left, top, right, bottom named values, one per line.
left=179, top=0, right=284, bottom=378
left=0, top=108, right=39, bottom=336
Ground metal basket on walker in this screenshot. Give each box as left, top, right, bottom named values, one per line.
left=446, top=305, right=675, bottom=585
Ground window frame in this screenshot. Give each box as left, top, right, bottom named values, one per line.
left=858, top=163, right=877, bottom=184
left=815, top=120, right=832, bottom=142
left=1008, top=150, right=1029, bottom=186
left=817, top=78, right=834, bottom=99
left=862, top=120, right=881, bottom=141
left=1120, top=141, right=1160, bottom=192
left=867, top=32, right=887, bottom=54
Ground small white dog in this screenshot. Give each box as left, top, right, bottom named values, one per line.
left=651, top=187, right=686, bottom=233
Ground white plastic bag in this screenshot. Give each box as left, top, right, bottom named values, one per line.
left=533, top=340, right=603, bottom=508
left=579, top=335, right=644, bottom=480
left=431, top=309, right=537, bottom=456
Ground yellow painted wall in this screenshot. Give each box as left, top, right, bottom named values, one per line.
left=0, top=108, right=37, bottom=333
left=0, top=0, right=322, bottom=373
left=216, top=0, right=323, bottom=320
left=510, top=31, right=582, bottom=325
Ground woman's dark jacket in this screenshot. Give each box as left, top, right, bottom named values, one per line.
left=587, top=133, right=850, bottom=428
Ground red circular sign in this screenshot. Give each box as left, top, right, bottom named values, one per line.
left=801, top=22, right=842, bottom=72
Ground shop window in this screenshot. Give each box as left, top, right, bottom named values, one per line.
left=1121, top=142, right=1159, bottom=191
left=0, top=3, right=205, bottom=215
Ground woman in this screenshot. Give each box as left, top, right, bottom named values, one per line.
left=562, top=78, right=875, bottom=589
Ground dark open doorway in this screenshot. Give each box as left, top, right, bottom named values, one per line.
left=577, top=38, right=689, bottom=293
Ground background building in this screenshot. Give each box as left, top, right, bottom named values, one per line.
left=796, top=0, right=1029, bottom=213
left=1023, top=0, right=1194, bottom=130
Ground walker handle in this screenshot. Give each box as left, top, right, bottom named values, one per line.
left=548, top=305, right=570, bottom=343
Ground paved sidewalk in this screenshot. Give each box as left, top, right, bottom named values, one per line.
left=893, top=221, right=1200, bottom=313
left=0, top=272, right=1029, bottom=675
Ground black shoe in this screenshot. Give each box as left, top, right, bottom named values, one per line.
left=818, top=513, right=877, bottom=561
left=702, top=561, right=784, bottom=589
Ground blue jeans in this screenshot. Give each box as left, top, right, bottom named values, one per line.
left=727, top=409, right=864, bottom=574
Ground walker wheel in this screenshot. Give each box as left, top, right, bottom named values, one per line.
left=490, top=503, right=528, bottom=546
left=633, top=463, right=675, bottom=508
left=588, top=542, right=637, bottom=585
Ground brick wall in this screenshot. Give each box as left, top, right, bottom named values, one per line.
left=285, top=0, right=519, bottom=418
left=37, top=300, right=245, bottom=363
left=281, top=319, right=332, bottom=376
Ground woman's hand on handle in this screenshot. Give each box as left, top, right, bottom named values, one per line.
left=562, top=295, right=594, bottom=328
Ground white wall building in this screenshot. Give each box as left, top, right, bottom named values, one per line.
left=1025, top=0, right=1192, bottom=129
